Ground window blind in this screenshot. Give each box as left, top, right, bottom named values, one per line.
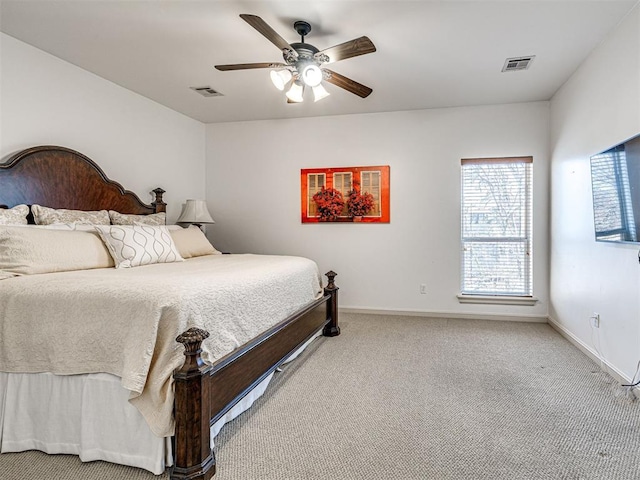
left=460, top=157, right=533, bottom=296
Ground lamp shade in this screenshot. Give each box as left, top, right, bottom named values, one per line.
left=176, top=199, right=215, bottom=225
left=270, top=69, right=292, bottom=91
left=301, top=64, right=323, bottom=87
left=312, top=83, right=330, bottom=102
left=285, top=80, right=304, bottom=103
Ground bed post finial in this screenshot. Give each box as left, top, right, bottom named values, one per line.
left=323, top=271, right=340, bottom=337
left=176, top=327, right=209, bottom=372
left=152, top=187, right=167, bottom=213
left=173, top=328, right=215, bottom=480
left=325, top=270, right=337, bottom=290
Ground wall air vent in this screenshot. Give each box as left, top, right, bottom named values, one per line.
left=502, top=56, right=535, bottom=72
left=190, top=86, right=223, bottom=97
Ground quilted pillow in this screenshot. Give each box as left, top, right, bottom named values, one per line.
left=0, top=205, right=29, bottom=225
left=169, top=225, right=220, bottom=258
left=95, top=224, right=183, bottom=268
left=31, top=204, right=110, bottom=225
left=0, top=226, right=114, bottom=278
left=109, top=210, right=166, bottom=226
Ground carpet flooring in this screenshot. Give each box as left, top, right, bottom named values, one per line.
left=2, top=313, right=639, bottom=479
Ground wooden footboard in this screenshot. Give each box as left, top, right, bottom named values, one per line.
left=172, top=272, right=340, bottom=480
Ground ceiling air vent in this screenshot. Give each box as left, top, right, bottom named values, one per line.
left=502, top=56, right=535, bottom=72
left=190, top=86, right=223, bottom=97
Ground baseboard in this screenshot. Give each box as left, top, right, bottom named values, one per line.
left=547, top=315, right=639, bottom=398
left=339, top=307, right=548, bottom=323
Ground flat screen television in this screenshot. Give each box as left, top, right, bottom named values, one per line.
left=590, top=133, right=640, bottom=243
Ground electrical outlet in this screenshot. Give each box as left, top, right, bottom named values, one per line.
left=420, top=284, right=427, bottom=295
left=591, top=313, right=600, bottom=328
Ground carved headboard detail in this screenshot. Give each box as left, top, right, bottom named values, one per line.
left=0, top=146, right=165, bottom=222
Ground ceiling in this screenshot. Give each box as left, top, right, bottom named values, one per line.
left=1, top=1, right=637, bottom=124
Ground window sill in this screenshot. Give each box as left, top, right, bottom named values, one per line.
left=457, top=294, right=538, bottom=306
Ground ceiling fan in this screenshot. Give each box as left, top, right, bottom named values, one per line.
left=215, top=14, right=376, bottom=103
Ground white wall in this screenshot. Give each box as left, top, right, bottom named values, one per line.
left=549, top=6, right=640, bottom=380
left=206, top=102, right=550, bottom=319
left=0, top=34, right=206, bottom=223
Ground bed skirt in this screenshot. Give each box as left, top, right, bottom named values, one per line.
left=0, top=332, right=321, bottom=475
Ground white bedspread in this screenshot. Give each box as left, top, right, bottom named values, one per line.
left=0, top=254, right=322, bottom=437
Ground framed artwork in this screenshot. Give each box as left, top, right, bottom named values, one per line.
left=301, top=165, right=390, bottom=223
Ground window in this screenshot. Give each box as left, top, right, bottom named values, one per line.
left=361, top=170, right=381, bottom=217
left=332, top=172, right=353, bottom=196
left=307, top=173, right=326, bottom=217
left=460, top=157, right=533, bottom=297
left=333, top=172, right=352, bottom=216
left=591, top=147, right=637, bottom=242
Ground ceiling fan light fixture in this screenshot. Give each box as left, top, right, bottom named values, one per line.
left=215, top=15, right=376, bottom=102
left=312, top=83, right=330, bottom=102
left=300, top=64, right=323, bottom=87
left=270, top=69, right=292, bottom=91
left=285, top=80, right=304, bottom=103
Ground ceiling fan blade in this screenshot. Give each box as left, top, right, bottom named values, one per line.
left=317, top=36, right=376, bottom=64
left=215, top=62, right=286, bottom=71
left=240, top=14, right=293, bottom=53
left=323, top=69, right=372, bottom=98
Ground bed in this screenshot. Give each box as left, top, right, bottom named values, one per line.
left=0, top=145, right=340, bottom=480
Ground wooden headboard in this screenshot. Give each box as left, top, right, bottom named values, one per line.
left=0, top=146, right=165, bottom=222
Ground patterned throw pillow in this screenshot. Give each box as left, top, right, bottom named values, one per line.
left=31, top=204, right=110, bottom=225
left=0, top=205, right=29, bottom=225
left=109, top=210, right=166, bottom=226
left=95, top=225, right=184, bottom=268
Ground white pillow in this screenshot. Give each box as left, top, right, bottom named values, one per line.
left=31, top=204, right=110, bottom=225
left=36, top=223, right=77, bottom=230
left=95, top=225, right=184, bottom=268
left=0, top=226, right=114, bottom=278
left=9, top=223, right=88, bottom=231
left=0, top=204, right=29, bottom=225
left=109, top=210, right=166, bottom=226
left=169, top=226, right=221, bottom=258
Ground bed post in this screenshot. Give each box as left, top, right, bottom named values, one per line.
left=152, top=187, right=167, bottom=213
left=173, top=328, right=215, bottom=480
left=323, top=271, right=340, bottom=337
